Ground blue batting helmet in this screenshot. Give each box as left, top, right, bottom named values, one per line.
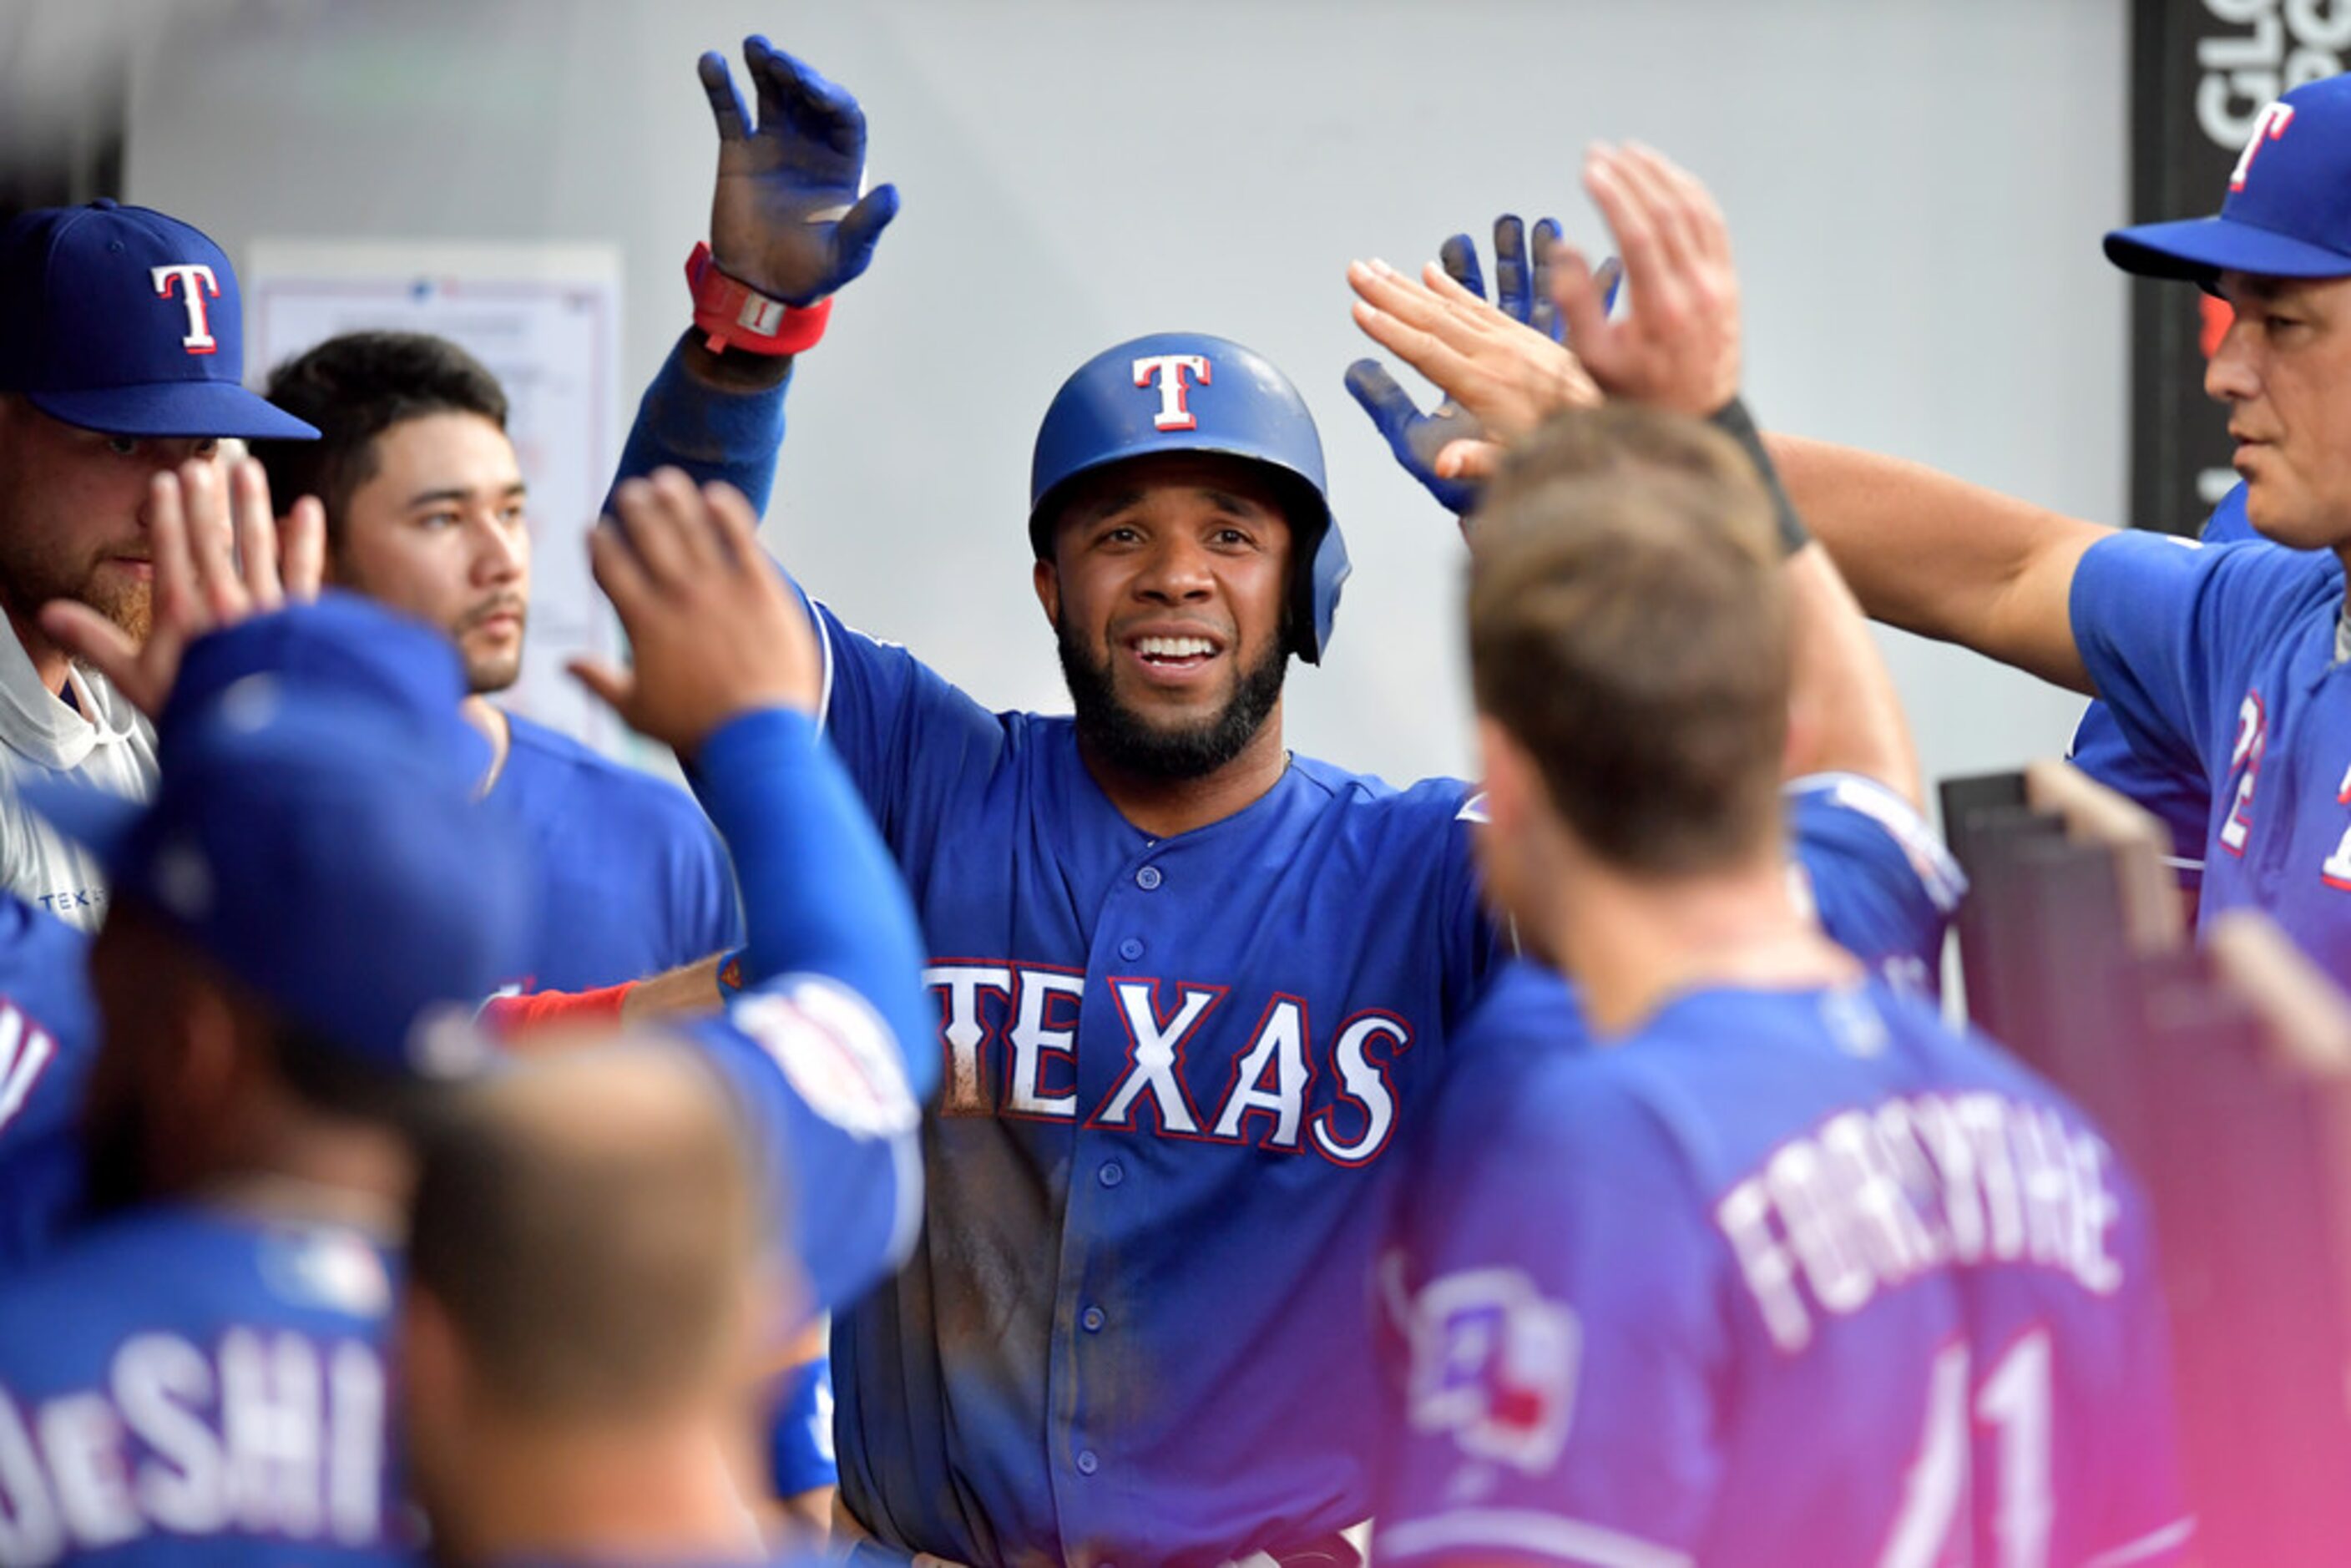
left=1028, top=331, right=1351, bottom=665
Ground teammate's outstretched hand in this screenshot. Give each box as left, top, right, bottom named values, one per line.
left=40, top=457, right=325, bottom=719
left=1550, top=143, right=1740, bottom=417
left=700, top=37, right=900, bottom=306
left=572, top=468, right=820, bottom=753
left=1345, top=254, right=1599, bottom=510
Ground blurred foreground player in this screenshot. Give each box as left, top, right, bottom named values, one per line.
left=251, top=331, right=741, bottom=993
left=0, top=200, right=318, bottom=925
left=0, top=468, right=933, bottom=1562
left=1373, top=408, right=2191, bottom=1567
left=0, top=609, right=531, bottom=1565
left=401, top=1045, right=812, bottom=1566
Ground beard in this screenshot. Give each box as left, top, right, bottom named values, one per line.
left=450, top=595, right=528, bottom=695
left=1057, top=618, right=1288, bottom=781
left=0, top=536, right=151, bottom=646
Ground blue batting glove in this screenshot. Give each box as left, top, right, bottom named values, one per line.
left=1438, top=215, right=1622, bottom=336
left=700, top=37, right=900, bottom=305
left=1344, top=360, right=1486, bottom=517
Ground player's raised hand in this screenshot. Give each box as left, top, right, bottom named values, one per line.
left=571, top=468, right=821, bottom=753
left=1550, top=143, right=1741, bottom=417
left=40, top=457, right=326, bottom=719
left=700, top=36, right=900, bottom=305
left=1345, top=254, right=1600, bottom=514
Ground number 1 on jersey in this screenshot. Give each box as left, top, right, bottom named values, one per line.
left=1879, top=1329, right=2054, bottom=1568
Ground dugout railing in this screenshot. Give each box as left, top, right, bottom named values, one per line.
left=1939, top=763, right=2351, bottom=1565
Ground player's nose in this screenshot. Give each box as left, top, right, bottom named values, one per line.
left=2204, top=318, right=2260, bottom=405
left=1131, top=534, right=1214, bottom=601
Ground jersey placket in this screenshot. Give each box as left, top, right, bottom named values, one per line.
left=1044, top=840, right=1173, bottom=1563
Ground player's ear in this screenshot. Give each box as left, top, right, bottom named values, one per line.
left=1474, top=714, right=1533, bottom=839
left=1033, top=558, right=1062, bottom=629
left=397, top=1283, right=473, bottom=1439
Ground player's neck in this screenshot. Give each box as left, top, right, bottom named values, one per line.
left=463, top=694, right=513, bottom=794
left=200, top=1111, right=414, bottom=1237
left=438, top=1414, right=759, bottom=1564
left=1080, top=703, right=1291, bottom=839
left=1545, top=850, right=1859, bottom=1038
left=4, top=601, right=70, bottom=696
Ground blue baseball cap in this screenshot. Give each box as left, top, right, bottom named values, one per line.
left=18, top=614, right=533, bottom=1077
left=160, top=590, right=492, bottom=784
left=0, top=200, right=319, bottom=441
left=2107, top=75, right=2351, bottom=283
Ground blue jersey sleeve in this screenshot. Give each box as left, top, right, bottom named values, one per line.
left=610, top=335, right=791, bottom=517
left=2062, top=481, right=2257, bottom=878
left=680, top=706, right=933, bottom=1315
left=0, top=900, right=98, bottom=1272
left=1786, top=773, right=1966, bottom=997
left=807, top=598, right=1010, bottom=850
left=766, top=1353, right=840, bottom=1499
left=2070, top=533, right=2333, bottom=787
left=1378, top=1054, right=1728, bottom=1565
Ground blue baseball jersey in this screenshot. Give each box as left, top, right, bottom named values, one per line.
left=1784, top=773, right=1965, bottom=996
left=0, top=895, right=98, bottom=1272
left=0, top=964, right=918, bottom=1566
left=493, top=711, right=741, bottom=991
left=0, top=1205, right=416, bottom=1565
left=811, top=600, right=1500, bottom=1567
left=1375, top=965, right=2190, bottom=1568
left=2071, top=528, right=2351, bottom=977
left=2068, top=482, right=2255, bottom=881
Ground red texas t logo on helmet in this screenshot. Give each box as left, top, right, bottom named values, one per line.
left=1134, top=352, right=1211, bottom=432
left=150, top=262, right=222, bottom=355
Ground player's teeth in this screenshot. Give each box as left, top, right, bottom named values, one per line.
left=1139, top=637, right=1214, bottom=658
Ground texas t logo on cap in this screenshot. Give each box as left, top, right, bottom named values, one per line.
left=0, top=200, right=316, bottom=440
left=2106, top=73, right=2351, bottom=285
left=150, top=263, right=223, bottom=354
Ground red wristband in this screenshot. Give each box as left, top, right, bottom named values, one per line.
left=479, top=981, right=634, bottom=1043
left=685, top=241, right=832, bottom=357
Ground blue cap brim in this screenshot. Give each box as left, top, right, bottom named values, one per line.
left=2105, top=215, right=2351, bottom=283
left=15, top=778, right=142, bottom=877
left=27, top=381, right=320, bottom=441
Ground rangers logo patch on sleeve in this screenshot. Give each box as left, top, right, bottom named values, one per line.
left=1408, top=1268, right=1580, bottom=1474
left=731, top=974, right=921, bottom=1140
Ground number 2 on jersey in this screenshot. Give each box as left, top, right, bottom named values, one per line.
left=1879, top=1330, right=2053, bottom=1568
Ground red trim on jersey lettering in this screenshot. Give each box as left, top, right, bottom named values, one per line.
left=1308, top=1008, right=1415, bottom=1168
left=999, top=962, right=1086, bottom=1125
left=1087, top=976, right=1224, bottom=1139
left=1210, top=991, right=1317, bottom=1151
left=925, top=959, right=1014, bottom=1119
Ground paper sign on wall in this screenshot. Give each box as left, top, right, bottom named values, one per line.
left=245, top=240, right=625, bottom=753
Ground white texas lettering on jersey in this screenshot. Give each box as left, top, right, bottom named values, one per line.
left=149, top=264, right=221, bottom=354
left=1133, top=353, right=1211, bottom=431
left=923, top=962, right=1413, bottom=1162
left=0, top=1331, right=387, bottom=1564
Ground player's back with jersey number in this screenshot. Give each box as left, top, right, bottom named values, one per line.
left=1377, top=962, right=2190, bottom=1568
left=0, top=1205, right=409, bottom=1565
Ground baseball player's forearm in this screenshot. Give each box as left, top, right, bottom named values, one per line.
left=608, top=331, right=792, bottom=518
left=1782, top=544, right=1924, bottom=808
left=1767, top=434, right=2106, bottom=693
left=693, top=706, right=933, bottom=1096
